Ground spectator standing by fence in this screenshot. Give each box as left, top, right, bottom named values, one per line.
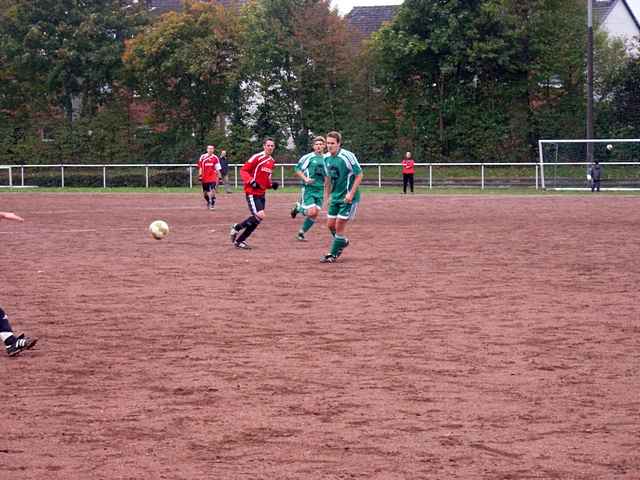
left=402, top=152, right=415, bottom=194
left=589, top=160, right=602, bottom=192
left=219, top=150, right=232, bottom=193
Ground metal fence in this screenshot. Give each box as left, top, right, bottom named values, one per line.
left=1, top=162, right=639, bottom=190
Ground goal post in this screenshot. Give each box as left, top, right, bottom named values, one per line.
left=538, top=139, right=640, bottom=190
left=0, top=166, right=13, bottom=187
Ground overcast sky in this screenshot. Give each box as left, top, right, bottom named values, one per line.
left=331, top=0, right=403, bottom=16
left=331, top=0, right=640, bottom=19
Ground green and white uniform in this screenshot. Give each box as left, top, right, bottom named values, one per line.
left=325, top=148, right=362, bottom=219
left=295, top=152, right=327, bottom=210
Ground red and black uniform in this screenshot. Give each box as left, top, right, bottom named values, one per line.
left=230, top=150, right=278, bottom=246
left=198, top=153, right=221, bottom=188
left=402, top=157, right=415, bottom=193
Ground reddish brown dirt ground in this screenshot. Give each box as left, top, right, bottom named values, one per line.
left=1, top=191, right=639, bottom=479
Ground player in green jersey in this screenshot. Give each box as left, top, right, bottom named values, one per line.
left=290, top=136, right=330, bottom=241
left=320, top=131, right=363, bottom=263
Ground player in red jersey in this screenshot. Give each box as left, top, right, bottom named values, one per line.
left=229, top=138, right=280, bottom=249
left=1, top=211, right=38, bottom=357
left=197, top=145, right=222, bottom=210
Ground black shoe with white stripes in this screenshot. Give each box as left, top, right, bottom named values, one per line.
left=5, top=334, right=38, bottom=357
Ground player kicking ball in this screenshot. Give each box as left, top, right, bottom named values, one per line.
left=1, top=211, right=38, bottom=356
left=290, top=136, right=330, bottom=241
left=229, top=138, right=279, bottom=250
left=321, top=131, right=363, bottom=263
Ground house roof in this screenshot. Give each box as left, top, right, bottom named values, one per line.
left=345, top=5, right=400, bottom=44
left=593, top=0, right=640, bottom=31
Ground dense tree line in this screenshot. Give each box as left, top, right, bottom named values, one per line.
left=1, top=0, right=638, bottom=166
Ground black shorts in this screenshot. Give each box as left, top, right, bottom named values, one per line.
left=202, top=182, right=217, bottom=192
left=245, top=194, right=266, bottom=216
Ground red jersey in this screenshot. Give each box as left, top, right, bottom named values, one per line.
left=402, top=158, right=415, bottom=174
left=198, top=153, right=221, bottom=183
left=241, top=151, right=276, bottom=195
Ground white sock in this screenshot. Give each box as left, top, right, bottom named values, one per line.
left=1, top=332, right=14, bottom=342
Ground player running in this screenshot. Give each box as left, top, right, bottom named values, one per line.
left=197, top=145, right=222, bottom=210
left=290, top=136, right=330, bottom=241
left=321, top=131, right=363, bottom=263
left=1, top=211, right=38, bottom=356
left=229, top=138, right=279, bottom=249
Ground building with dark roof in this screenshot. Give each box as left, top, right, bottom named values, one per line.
left=344, top=5, right=400, bottom=45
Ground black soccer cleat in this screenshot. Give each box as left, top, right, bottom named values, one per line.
left=5, top=334, right=38, bottom=357
left=296, top=232, right=306, bottom=242
left=234, top=241, right=251, bottom=250
left=229, top=224, right=239, bottom=243
left=290, top=205, right=299, bottom=219
left=320, top=254, right=337, bottom=263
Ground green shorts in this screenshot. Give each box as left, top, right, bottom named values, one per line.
left=299, top=187, right=324, bottom=210
left=327, top=199, right=359, bottom=220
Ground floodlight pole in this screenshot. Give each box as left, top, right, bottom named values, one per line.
left=586, top=0, right=594, bottom=166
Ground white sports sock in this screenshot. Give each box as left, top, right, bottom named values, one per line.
left=1, top=332, right=14, bottom=342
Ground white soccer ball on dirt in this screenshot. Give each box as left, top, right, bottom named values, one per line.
left=149, top=220, right=170, bottom=240
left=606, top=143, right=613, bottom=151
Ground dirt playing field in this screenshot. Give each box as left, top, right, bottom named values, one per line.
left=1, top=191, right=639, bottom=479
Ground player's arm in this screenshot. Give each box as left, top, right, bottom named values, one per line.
left=345, top=173, right=363, bottom=203
left=294, top=169, right=312, bottom=184
left=240, top=160, right=254, bottom=185
left=0, top=212, right=24, bottom=222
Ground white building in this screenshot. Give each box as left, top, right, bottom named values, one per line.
left=594, top=0, right=640, bottom=54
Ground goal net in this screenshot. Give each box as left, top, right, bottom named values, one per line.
left=538, top=139, right=640, bottom=190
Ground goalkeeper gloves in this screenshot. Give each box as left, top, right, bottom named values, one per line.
left=271, top=181, right=279, bottom=190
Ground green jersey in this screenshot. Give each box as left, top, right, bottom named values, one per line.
left=294, top=152, right=326, bottom=190
left=325, top=148, right=362, bottom=203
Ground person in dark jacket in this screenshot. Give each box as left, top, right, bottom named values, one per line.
left=219, top=150, right=232, bottom=193
left=589, top=160, right=602, bottom=192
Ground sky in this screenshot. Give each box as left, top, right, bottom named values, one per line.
left=331, top=0, right=403, bottom=16
left=330, top=0, right=640, bottom=18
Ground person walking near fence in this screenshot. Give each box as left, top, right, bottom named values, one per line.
left=290, top=136, right=330, bottom=241
left=402, top=151, right=415, bottom=193
left=589, top=160, right=602, bottom=192
left=321, top=131, right=363, bottom=263
left=1, top=211, right=38, bottom=357
left=197, top=145, right=222, bottom=209
left=219, top=150, right=232, bottom=193
left=229, top=138, right=279, bottom=250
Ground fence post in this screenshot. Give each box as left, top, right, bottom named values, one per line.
left=61, top=165, right=65, bottom=188
left=234, top=165, right=238, bottom=189
left=21, top=166, right=24, bottom=187
left=8, top=167, right=12, bottom=187
left=535, top=165, right=539, bottom=190
left=481, top=164, right=485, bottom=190
left=378, top=165, right=382, bottom=188
left=281, top=165, right=285, bottom=188
left=429, top=164, right=432, bottom=190
left=103, top=166, right=107, bottom=189
left=189, top=167, right=193, bottom=188
left=145, top=166, right=149, bottom=188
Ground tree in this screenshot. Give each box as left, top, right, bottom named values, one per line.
left=240, top=0, right=355, bottom=156
left=123, top=0, right=240, bottom=150
left=1, top=0, right=148, bottom=122
left=371, top=0, right=526, bottom=161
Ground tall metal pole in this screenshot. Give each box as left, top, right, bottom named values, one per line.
left=586, top=0, right=594, bottom=165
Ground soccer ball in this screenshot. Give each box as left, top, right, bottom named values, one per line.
left=606, top=144, right=613, bottom=151
left=149, top=220, right=169, bottom=240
